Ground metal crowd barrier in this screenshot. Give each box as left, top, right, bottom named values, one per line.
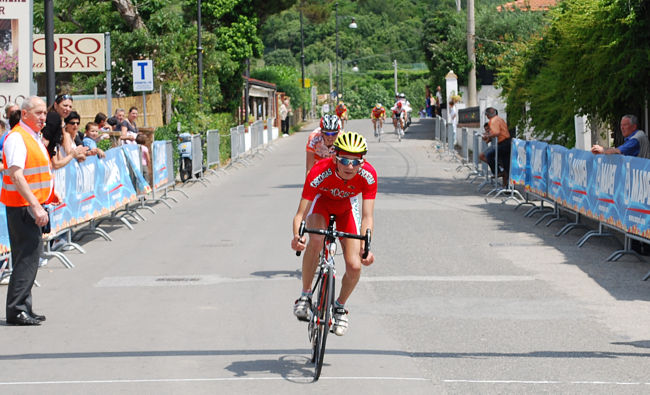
left=206, top=129, right=221, bottom=175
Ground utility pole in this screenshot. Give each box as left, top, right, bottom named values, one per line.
left=467, top=0, right=477, bottom=106
left=335, top=2, right=340, bottom=101
left=300, top=3, right=306, bottom=121
left=44, top=0, right=55, bottom=106
left=393, top=59, right=398, bottom=95
left=197, top=0, right=204, bottom=105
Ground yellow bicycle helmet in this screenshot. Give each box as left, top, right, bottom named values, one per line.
left=333, top=131, right=368, bottom=155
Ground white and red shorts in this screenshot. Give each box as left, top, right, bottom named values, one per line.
left=308, top=194, right=361, bottom=235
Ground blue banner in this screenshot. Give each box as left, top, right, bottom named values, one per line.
left=528, top=141, right=548, bottom=198
left=509, top=139, right=528, bottom=186
left=153, top=141, right=170, bottom=190
left=0, top=205, right=9, bottom=254
left=622, top=156, right=650, bottom=237
left=48, top=160, right=78, bottom=235
left=75, top=156, right=106, bottom=223
left=587, top=154, right=625, bottom=230
left=122, top=145, right=152, bottom=195
left=547, top=145, right=568, bottom=204
left=103, top=147, right=138, bottom=211
left=563, top=149, right=593, bottom=215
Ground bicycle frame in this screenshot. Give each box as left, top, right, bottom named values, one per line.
left=296, top=214, right=371, bottom=380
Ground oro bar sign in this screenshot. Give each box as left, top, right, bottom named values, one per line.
left=33, top=34, right=105, bottom=73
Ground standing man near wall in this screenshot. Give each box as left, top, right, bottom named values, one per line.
left=2, top=96, right=53, bottom=326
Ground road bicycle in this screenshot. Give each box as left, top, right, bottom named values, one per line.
left=373, top=118, right=384, bottom=142
left=296, top=214, right=371, bottom=381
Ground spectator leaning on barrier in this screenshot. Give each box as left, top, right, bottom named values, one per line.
left=82, top=122, right=106, bottom=159
left=2, top=96, right=54, bottom=326
left=64, top=111, right=84, bottom=147
left=41, top=94, right=87, bottom=169
left=591, top=115, right=650, bottom=159
left=121, top=106, right=138, bottom=145
left=135, top=134, right=151, bottom=180
left=479, top=107, right=512, bottom=186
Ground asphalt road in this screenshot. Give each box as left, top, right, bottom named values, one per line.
left=2, top=118, right=650, bottom=394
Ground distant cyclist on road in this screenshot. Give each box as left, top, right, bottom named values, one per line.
left=291, top=131, right=377, bottom=336
left=305, top=114, right=342, bottom=175
left=335, top=101, right=349, bottom=129
left=391, top=101, right=406, bottom=136
left=370, top=103, right=386, bottom=137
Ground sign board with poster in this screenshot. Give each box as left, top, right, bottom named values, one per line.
left=0, top=1, right=33, bottom=107
left=458, top=106, right=480, bottom=127
left=33, top=33, right=105, bottom=73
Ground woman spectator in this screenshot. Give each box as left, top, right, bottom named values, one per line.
left=120, top=106, right=138, bottom=145
left=41, top=94, right=87, bottom=169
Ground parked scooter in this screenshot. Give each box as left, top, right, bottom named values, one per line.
left=178, top=133, right=193, bottom=182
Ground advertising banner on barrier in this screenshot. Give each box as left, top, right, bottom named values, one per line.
left=563, top=149, right=593, bottom=215
left=153, top=141, right=170, bottom=190
left=622, top=156, right=650, bottom=237
left=122, top=145, right=151, bottom=195
left=75, top=156, right=106, bottom=223
left=509, top=139, right=528, bottom=186
left=0, top=205, right=10, bottom=254
left=49, top=160, right=78, bottom=235
left=103, top=148, right=138, bottom=210
left=528, top=141, right=548, bottom=197
left=547, top=145, right=568, bottom=204
left=588, top=154, right=625, bottom=230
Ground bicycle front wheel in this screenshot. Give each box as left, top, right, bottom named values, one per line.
left=311, top=270, right=331, bottom=381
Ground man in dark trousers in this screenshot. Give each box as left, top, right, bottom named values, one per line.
left=2, top=96, right=53, bottom=326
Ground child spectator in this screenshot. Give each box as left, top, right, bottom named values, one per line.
left=82, top=122, right=106, bottom=159
left=135, top=134, right=151, bottom=180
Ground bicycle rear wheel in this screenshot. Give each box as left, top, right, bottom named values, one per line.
left=311, top=270, right=331, bottom=381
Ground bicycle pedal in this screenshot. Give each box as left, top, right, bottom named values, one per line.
left=297, top=316, right=310, bottom=323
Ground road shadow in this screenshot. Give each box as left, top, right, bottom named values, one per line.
left=225, top=355, right=315, bottom=383
left=1, top=347, right=648, bottom=360
left=379, top=176, right=479, bottom=197
left=471, top=185, right=650, bottom=302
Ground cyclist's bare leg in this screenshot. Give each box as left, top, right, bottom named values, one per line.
left=301, top=213, right=326, bottom=292
left=336, top=237, right=362, bottom=305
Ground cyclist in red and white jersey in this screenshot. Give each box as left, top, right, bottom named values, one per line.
left=305, top=114, right=341, bottom=175
left=291, top=131, right=377, bottom=336
left=391, top=101, right=406, bottom=135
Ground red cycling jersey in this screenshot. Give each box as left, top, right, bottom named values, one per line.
left=306, top=129, right=339, bottom=162
left=303, top=157, right=377, bottom=201
left=371, top=106, right=385, bottom=119
left=302, top=157, right=378, bottom=234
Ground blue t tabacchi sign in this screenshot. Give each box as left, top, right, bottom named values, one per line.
left=563, top=149, right=592, bottom=215
left=547, top=144, right=568, bottom=205
left=587, top=154, right=625, bottom=231
left=509, top=139, right=528, bottom=186
left=527, top=141, right=548, bottom=198
left=622, top=156, right=650, bottom=237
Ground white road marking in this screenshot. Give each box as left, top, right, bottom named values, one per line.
left=444, top=379, right=650, bottom=385
left=361, top=275, right=536, bottom=283
left=0, top=376, right=430, bottom=386
left=96, top=275, right=535, bottom=287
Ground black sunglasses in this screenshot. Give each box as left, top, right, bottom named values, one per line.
left=66, top=121, right=80, bottom=125
left=55, top=94, right=73, bottom=103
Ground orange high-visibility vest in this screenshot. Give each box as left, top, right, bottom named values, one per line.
left=1, top=124, right=53, bottom=207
